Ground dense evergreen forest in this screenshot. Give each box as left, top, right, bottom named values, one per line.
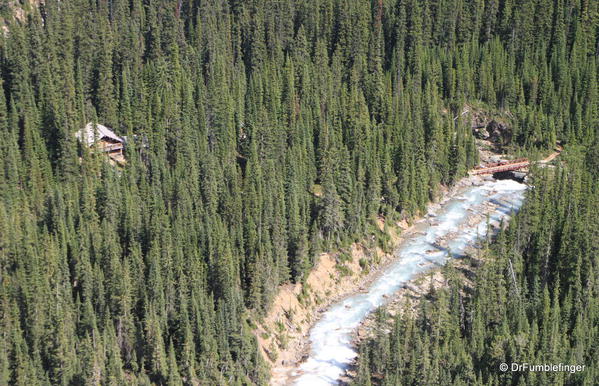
left=353, top=149, right=599, bottom=385
left=0, top=0, right=596, bottom=384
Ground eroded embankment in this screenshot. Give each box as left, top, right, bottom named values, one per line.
left=291, top=179, right=527, bottom=385
left=255, top=215, right=408, bottom=385
left=254, top=174, right=508, bottom=385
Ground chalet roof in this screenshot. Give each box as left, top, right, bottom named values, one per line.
left=75, top=122, right=124, bottom=146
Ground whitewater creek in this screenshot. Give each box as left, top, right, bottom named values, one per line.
left=290, top=178, right=528, bottom=385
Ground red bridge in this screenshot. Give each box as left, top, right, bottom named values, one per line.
left=470, top=146, right=562, bottom=176
left=470, top=158, right=530, bottom=175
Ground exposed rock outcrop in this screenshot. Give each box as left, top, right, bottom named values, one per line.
left=1, top=0, right=43, bottom=35
left=465, top=104, right=514, bottom=146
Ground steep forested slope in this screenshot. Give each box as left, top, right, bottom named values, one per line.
left=353, top=147, right=599, bottom=385
left=0, top=0, right=596, bottom=384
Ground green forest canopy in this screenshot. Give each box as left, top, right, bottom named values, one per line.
left=353, top=148, right=599, bottom=385
left=0, top=0, right=596, bottom=384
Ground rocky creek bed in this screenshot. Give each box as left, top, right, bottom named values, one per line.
left=287, top=178, right=527, bottom=385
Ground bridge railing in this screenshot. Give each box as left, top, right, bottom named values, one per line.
left=471, top=160, right=530, bottom=175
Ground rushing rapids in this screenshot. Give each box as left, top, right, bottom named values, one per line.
left=290, top=179, right=528, bottom=385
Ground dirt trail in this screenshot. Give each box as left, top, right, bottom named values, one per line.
left=539, top=145, right=563, bottom=163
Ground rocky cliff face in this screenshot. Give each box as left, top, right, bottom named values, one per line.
left=467, top=105, right=514, bottom=145
left=473, top=119, right=513, bottom=144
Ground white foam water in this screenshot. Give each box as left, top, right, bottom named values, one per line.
left=293, top=179, right=527, bottom=385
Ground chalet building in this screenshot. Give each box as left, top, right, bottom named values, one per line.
left=75, top=122, right=126, bottom=164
